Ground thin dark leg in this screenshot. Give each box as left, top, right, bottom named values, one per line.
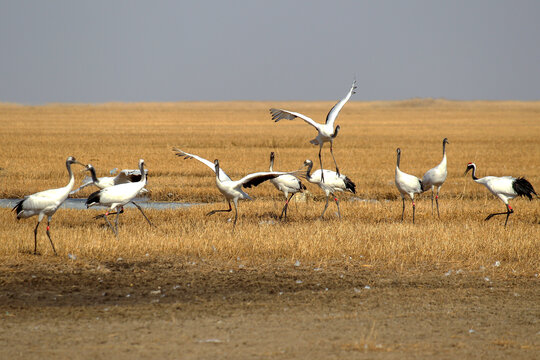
left=431, top=188, right=434, bottom=215
left=320, top=196, right=330, bottom=219
left=334, top=196, right=341, bottom=219
left=330, top=142, right=340, bottom=176
left=318, top=146, right=325, bottom=183
left=33, top=221, right=41, bottom=255
left=114, top=210, right=120, bottom=236
left=485, top=204, right=513, bottom=227
left=232, top=200, right=238, bottom=230
left=435, top=190, right=440, bottom=219
left=131, top=201, right=154, bottom=227
left=94, top=208, right=124, bottom=220
left=279, top=194, right=295, bottom=221
left=45, top=219, right=57, bottom=255
left=401, top=198, right=405, bottom=222
left=412, top=201, right=416, bottom=224
left=206, top=202, right=232, bottom=216
left=103, top=211, right=118, bottom=236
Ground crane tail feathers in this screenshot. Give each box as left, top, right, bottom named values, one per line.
left=513, top=178, right=537, bottom=200
left=344, top=176, right=356, bottom=194
left=86, top=190, right=101, bottom=208
left=12, top=199, right=25, bottom=218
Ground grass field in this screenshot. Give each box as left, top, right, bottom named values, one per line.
left=1, top=100, right=538, bottom=273
left=0, top=101, right=539, bottom=359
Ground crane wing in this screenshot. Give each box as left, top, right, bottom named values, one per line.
left=69, top=176, right=94, bottom=194
left=239, top=171, right=303, bottom=189
left=114, top=169, right=148, bottom=185
left=325, top=80, right=357, bottom=126
left=269, top=108, right=321, bottom=131
left=173, top=148, right=232, bottom=181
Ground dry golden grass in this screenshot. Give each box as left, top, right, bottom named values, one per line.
left=0, top=100, right=539, bottom=274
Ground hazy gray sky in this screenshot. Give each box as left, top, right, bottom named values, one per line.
left=1, top=1, right=539, bottom=103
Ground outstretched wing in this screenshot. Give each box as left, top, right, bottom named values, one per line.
left=269, top=108, right=321, bottom=131
left=114, top=169, right=148, bottom=185
left=239, top=171, right=302, bottom=189
left=325, top=80, right=357, bottom=127
left=172, top=148, right=231, bottom=181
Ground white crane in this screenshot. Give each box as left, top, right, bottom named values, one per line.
left=173, top=148, right=301, bottom=228
left=269, top=80, right=357, bottom=182
left=395, top=148, right=423, bottom=223
left=302, top=159, right=356, bottom=219
left=85, top=159, right=153, bottom=236
left=268, top=152, right=306, bottom=220
left=70, top=164, right=148, bottom=194
left=421, top=138, right=449, bottom=218
left=12, top=156, right=84, bottom=255
left=465, top=162, right=537, bottom=227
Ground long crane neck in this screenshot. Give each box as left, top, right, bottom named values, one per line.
left=66, top=160, right=76, bottom=191
left=139, top=162, right=146, bottom=183
left=214, top=161, right=221, bottom=182
left=88, top=166, right=99, bottom=183
left=305, top=161, right=314, bottom=180
left=396, top=151, right=401, bottom=169
left=469, top=165, right=478, bottom=181
left=269, top=156, right=274, bottom=172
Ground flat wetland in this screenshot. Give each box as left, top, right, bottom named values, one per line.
left=0, top=100, right=539, bottom=358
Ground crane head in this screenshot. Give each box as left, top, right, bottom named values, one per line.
left=81, top=164, right=94, bottom=173
left=443, top=138, right=449, bottom=144
left=464, top=162, right=476, bottom=175
left=67, top=156, right=84, bottom=167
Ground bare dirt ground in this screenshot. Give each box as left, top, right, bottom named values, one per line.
left=1, top=257, right=538, bottom=359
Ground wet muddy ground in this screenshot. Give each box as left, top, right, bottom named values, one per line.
left=0, top=257, right=538, bottom=359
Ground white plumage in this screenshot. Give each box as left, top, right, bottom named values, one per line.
left=421, top=138, right=449, bottom=217
left=70, top=164, right=148, bottom=194
left=302, top=159, right=356, bottom=219
left=13, top=156, right=84, bottom=255
left=395, top=148, right=423, bottom=223
left=85, top=159, right=153, bottom=236
left=465, top=162, right=537, bottom=226
left=270, top=80, right=356, bottom=181
left=173, top=148, right=301, bottom=227
left=268, top=152, right=306, bottom=220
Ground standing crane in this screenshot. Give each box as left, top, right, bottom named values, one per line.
left=421, top=138, right=449, bottom=218
left=302, top=159, right=356, bottom=219
left=465, top=162, right=537, bottom=227
left=268, top=152, right=306, bottom=220
left=85, top=159, right=153, bottom=236
left=13, top=156, right=84, bottom=255
left=173, top=148, right=301, bottom=228
left=395, top=148, right=423, bottom=223
left=269, top=80, right=356, bottom=182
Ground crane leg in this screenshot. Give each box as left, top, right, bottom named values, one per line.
left=131, top=201, right=154, bottom=227
left=412, top=201, right=416, bottom=224
left=401, top=198, right=405, bottom=222
left=103, top=211, right=118, bottom=237
left=232, top=199, right=238, bottom=230
left=435, top=187, right=441, bottom=219
left=320, top=196, right=330, bottom=219
left=206, top=201, right=232, bottom=217
left=330, top=142, right=340, bottom=176
left=334, top=196, right=341, bottom=219
left=33, top=220, right=41, bottom=255
left=485, top=204, right=513, bottom=227
left=318, top=146, right=325, bottom=183
left=114, top=210, right=120, bottom=236
left=45, top=217, right=57, bottom=255
left=430, top=188, right=434, bottom=215
left=279, top=194, right=294, bottom=221
left=94, top=208, right=124, bottom=220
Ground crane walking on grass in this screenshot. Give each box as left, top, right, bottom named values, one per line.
left=269, top=152, right=306, bottom=220
left=70, top=164, right=148, bottom=194
left=465, top=162, right=537, bottom=227
left=85, top=159, right=153, bottom=236
left=302, top=159, right=356, bottom=219
left=421, top=138, right=449, bottom=218
left=395, top=148, right=423, bottom=224
left=173, top=148, right=302, bottom=228
left=269, top=80, right=357, bottom=182
left=13, top=156, right=84, bottom=255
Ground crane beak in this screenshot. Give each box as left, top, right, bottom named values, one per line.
left=464, top=167, right=471, bottom=176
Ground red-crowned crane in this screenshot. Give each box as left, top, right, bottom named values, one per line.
left=70, top=164, right=148, bottom=194
left=269, top=80, right=356, bottom=182
left=173, top=148, right=302, bottom=228
left=302, top=159, right=356, bottom=219
left=268, top=152, right=306, bottom=220
left=465, top=162, right=537, bottom=227
left=13, top=156, right=84, bottom=255
left=421, top=138, right=449, bottom=218
left=395, top=148, right=423, bottom=223
left=85, top=159, right=153, bottom=236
